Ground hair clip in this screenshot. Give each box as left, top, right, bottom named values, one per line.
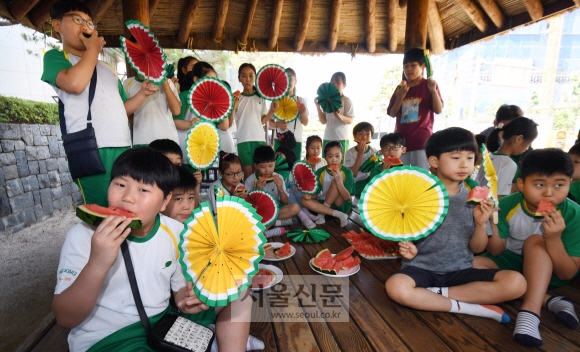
left=497, top=123, right=504, bottom=130
left=221, top=153, right=230, bottom=159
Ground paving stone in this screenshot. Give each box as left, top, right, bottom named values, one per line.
left=60, top=172, right=72, bottom=185
left=58, top=144, right=66, bottom=157
left=62, top=195, right=73, bottom=209
left=58, top=158, right=68, bottom=173
left=40, top=188, right=54, bottom=214
left=25, top=146, right=50, bottom=161
left=9, top=192, right=34, bottom=212
left=19, top=125, right=33, bottom=145
left=21, top=175, right=39, bottom=192
left=61, top=183, right=70, bottom=197
left=51, top=186, right=62, bottom=199
left=0, top=219, right=5, bottom=231
left=0, top=124, right=21, bottom=140
left=53, top=198, right=63, bottom=210
left=34, top=204, right=44, bottom=219
left=23, top=207, right=37, bottom=226
left=39, top=125, right=51, bottom=136
left=48, top=170, right=60, bottom=188
left=32, top=190, right=40, bottom=204
left=17, top=162, right=30, bottom=177
left=0, top=187, right=10, bottom=217
left=70, top=182, right=79, bottom=192
left=37, top=173, right=50, bottom=188
left=34, top=135, right=49, bottom=146
left=6, top=178, right=23, bottom=197
left=1, top=140, right=15, bottom=152
left=4, top=213, right=18, bottom=227
left=0, top=167, right=4, bottom=187
left=0, top=152, right=16, bottom=166
left=48, top=136, right=59, bottom=157
left=46, top=158, right=58, bottom=171
left=38, top=160, right=47, bottom=174
left=72, top=192, right=83, bottom=205
left=28, top=161, right=39, bottom=175
left=3, top=165, right=18, bottom=180
left=14, top=140, right=25, bottom=151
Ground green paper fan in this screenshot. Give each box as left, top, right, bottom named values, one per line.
left=316, top=82, right=342, bottom=113
left=287, top=228, right=330, bottom=243
left=359, top=151, right=383, bottom=173
left=274, top=154, right=291, bottom=182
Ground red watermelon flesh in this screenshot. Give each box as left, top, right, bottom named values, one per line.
left=76, top=204, right=142, bottom=229
left=315, top=248, right=332, bottom=259
left=467, top=186, right=492, bottom=205
left=251, top=269, right=275, bottom=288
left=334, top=247, right=355, bottom=261
left=230, top=185, right=247, bottom=194
left=312, top=257, right=339, bottom=275
left=307, top=156, right=321, bottom=164
left=275, top=242, right=292, bottom=258
left=340, top=256, right=361, bottom=270
left=328, top=164, right=339, bottom=170
left=534, top=200, right=556, bottom=217
left=259, top=176, right=274, bottom=181
left=384, top=156, right=403, bottom=166
left=233, top=90, right=241, bottom=98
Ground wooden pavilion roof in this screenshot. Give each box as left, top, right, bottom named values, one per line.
left=1, top=0, right=578, bottom=55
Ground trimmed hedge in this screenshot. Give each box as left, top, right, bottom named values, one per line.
left=0, top=95, right=59, bottom=124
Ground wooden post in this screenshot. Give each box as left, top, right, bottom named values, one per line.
left=328, top=0, right=343, bottom=51
left=387, top=0, right=398, bottom=52
left=268, top=0, right=284, bottom=49
left=177, top=0, right=202, bottom=44
left=29, top=0, right=60, bottom=29
left=455, top=0, right=488, bottom=32
left=213, top=0, right=230, bottom=43
left=404, top=0, right=429, bottom=51
left=522, top=0, right=544, bottom=21
left=9, top=0, right=41, bottom=20
left=122, top=0, right=149, bottom=77
left=238, top=0, right=259, bottom=47
left=478, top=0, right=505, bottom=28
left=294, top=0, right=313, bottom=51
left=364, top=0, right=376, bottom=53
left=427, top=0, right=445, bottom=55
left=87, top=0, right=117, bottom=24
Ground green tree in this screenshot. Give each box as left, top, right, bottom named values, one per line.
left=368, top=66, right=402, bottom=118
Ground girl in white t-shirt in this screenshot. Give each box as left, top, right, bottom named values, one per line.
left=304, top=135, right=327, bottom=171
left=476, top=117, right=538, bottom=198
left=234, top=63, right=278, bottom=178
left=272, top=68, right=309, bottom=160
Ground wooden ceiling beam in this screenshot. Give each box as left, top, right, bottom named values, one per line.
left=177, top=0, right=202, bottom=44
left=149, top=0, right=161, bottom=19
left=212, top=0, right=230, bottom=43
left=399, top=0, right=407, bottom=8
left=86, top=0, right=116, bottom=24
left=328, top=0, right=343, bottom=51
left=294, top=0, right=313, bottom=51
left=268, top=0, right=284, bottom=49
left=238, top=0, right=259, bottom=47
left=427, top=0, right=445, bottom=55
left=455, top=0, right=488, bottom=32
left=9, top=0, right=41, bottom=21
left=364, top=0, right=377, bottom=53
left=523, top=0, right=544, bottom=21
left=387, top=0, right=398, bottom=52
left=29, top=0, right=60, bottom=29
left=478, top=0, right=505, bottom=28
left=405, top=0, right=429, bottom=50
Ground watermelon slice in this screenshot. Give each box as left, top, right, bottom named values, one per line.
left=534, top=200, right=556, bottom=218
left=340, top=256, right=361, bottom=270
left=316, top=248, right=332, bottom=259
left=251, top=268, right=275, bottom=288
left=383, top=156, right=403, bottom=166
left=353, top=139, right=371, bottom=144
left=230, top=185, right=247, bottom=194
left=259, top=176, right=274, bottom=181
left=467, top=186, right=492, bottom=205
left=312, top=257, right=339, bottom=275
left=233, top=90, right=241, bottom=98
left=307, top=156, right=321, bottom=164
left=292, top=162, right=320, bottom=195
left=76, top=204, right=142, bottom=229
left=275, top=242, right=292, bottom=258
left=328, top=164, right=339, bottom=170
left=334, top=247, right=355, bottom=261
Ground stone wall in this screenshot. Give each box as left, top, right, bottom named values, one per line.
left=0, top=123, right=83, bottom=234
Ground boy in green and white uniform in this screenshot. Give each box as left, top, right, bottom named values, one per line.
left=41, top=0, right=155, bottom=206
left=475, top=148, right=580, bottom=347
left=567, top=143, right=580, bottom=203
left=344, top=122, right=378, bottom=199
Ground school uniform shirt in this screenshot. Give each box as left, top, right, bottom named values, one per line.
left=41, top=49, right=131, bottom=148
left=569, top=182, right=580, bottom=204
left=244, top=172, right=289, bottom=201
left=315, top=165, right=355, bottom=200
left=323, top=95, right=354, bottom=141
left=123, top=77, right=180, bottom=145
left=387, top=78, right=443, bottom=152
left=207, top=178, right=245, bottom=214
left=55, top=215, right=186, bottom=352
left=475, top=153, right=517, bottom=196
left=234, top=93, right=269, bottom=144
left=344, top=145, right=378, bottom=182
left=276, top=96, right=309, bottom=142
left=497, top=192, right=580, bottom=256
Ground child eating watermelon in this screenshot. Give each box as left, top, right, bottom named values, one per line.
left=344, top=122, right=378, bottom=201
left=386, top=128, right=526, bottom=328
left=368, top=133, right=407, bottom=182
left=475, top=148, right=580, bottom=347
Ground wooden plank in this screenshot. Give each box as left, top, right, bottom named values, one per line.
left=9, top=0, right=41, bottom=20
left=478, top=0, right=505, bottom=28
left=212, top=0, right=230, bottom=43
left=86, top=0, right=116, bottom=24
left=29, top=0, right=60, bottom=29
left=177, top=0, right=202, bottom=44
left=14, top=312, right=57, bottom=352
left=364, top=0, right=377, bottom=53
left=523, top=0, right=544, bottom=21
left=238, top=0, right=259, bottom=48
left=30, top=323, right=70, bottom=352
left=404, top=0, right=429, bottom=50
left=268, top=0, right=284, bottom=49
left=327, top=0, right=343, bottom=51
left=250, top=298, right=278, bottom=351
left=294, top=0, right=313, bottom=52
left=427, top=0, right=445, bottom=55
left=387, top=0, right=398, bottom=52
left=454, top=0, right=488, bottom=32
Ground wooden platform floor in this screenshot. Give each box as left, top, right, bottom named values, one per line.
left=18, top=211, right=580, bottom=352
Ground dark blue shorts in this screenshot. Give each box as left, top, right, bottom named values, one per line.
left=398, top=266, right=500, bottom=288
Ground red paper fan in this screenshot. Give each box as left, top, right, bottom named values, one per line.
left=255, top=64, right=290, bottom=101
left=187, top=77, right=234, bottom=123
left=292, top=162, right=320, bottom=195
left=245, top=190, right=280, bottom=228
left=120, top=20, right=167, bottom=85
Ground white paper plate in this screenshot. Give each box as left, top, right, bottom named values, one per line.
left=262, top=242, right=296, bottom=261
left=309, top=254, right=360, bottom=278
left=251, top=264, right=283, bottom=291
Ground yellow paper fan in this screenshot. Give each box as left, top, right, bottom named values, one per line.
left=273, top=96, right=299, bottom=122
left=185, top=121, right=221, bottom=170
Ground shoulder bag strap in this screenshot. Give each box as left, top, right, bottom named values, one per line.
left=58, top=67, right=98, bottom=136
left=121, top=240, right=154, bottom=335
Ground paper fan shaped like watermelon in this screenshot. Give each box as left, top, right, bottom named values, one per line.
left=274, top=154, right=291, bottom=182
left=120, top=20, right=167, bottom=85
left=178, top=197, right=266, bottom=307
left=316, top=83, right=342, bottom=113
left=292, top=162, right=320, bottom=195
left=185, top=121, right=221, bottom=170
left=245, top=189, right=280, bottom=228
left=273, top=96, right=299, bottom=122
left=287, top=228, right=330, bottom=243
left=255, top=64, right=290, bottom=101
left=360, top=166, right=448, bottom=242
left=187, top=77, right=234, bottom=123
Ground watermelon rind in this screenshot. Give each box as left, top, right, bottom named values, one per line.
left=187, top=77, right=234, bottom=124
left=76, top=205, right=142, bottom=229
left=292, top=162, right=320, bottom=195
left=246, top=189, right=280, bottom=228
left=311, top=257, right=339, bottom=275
left=334, top=247, right=355, bottom=261
left=315, top=248, right=332, bottom=259
left=119, top=20, right=167, bottom=86
left=533, top=200, right=556, bottom=218
left=275, top=242, right=292, bottom=258
left=255, top=64, right=290, bottom=101
left=185, top=120, right=221, bottom=171
left=467, top=186, right=492, bottom=205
